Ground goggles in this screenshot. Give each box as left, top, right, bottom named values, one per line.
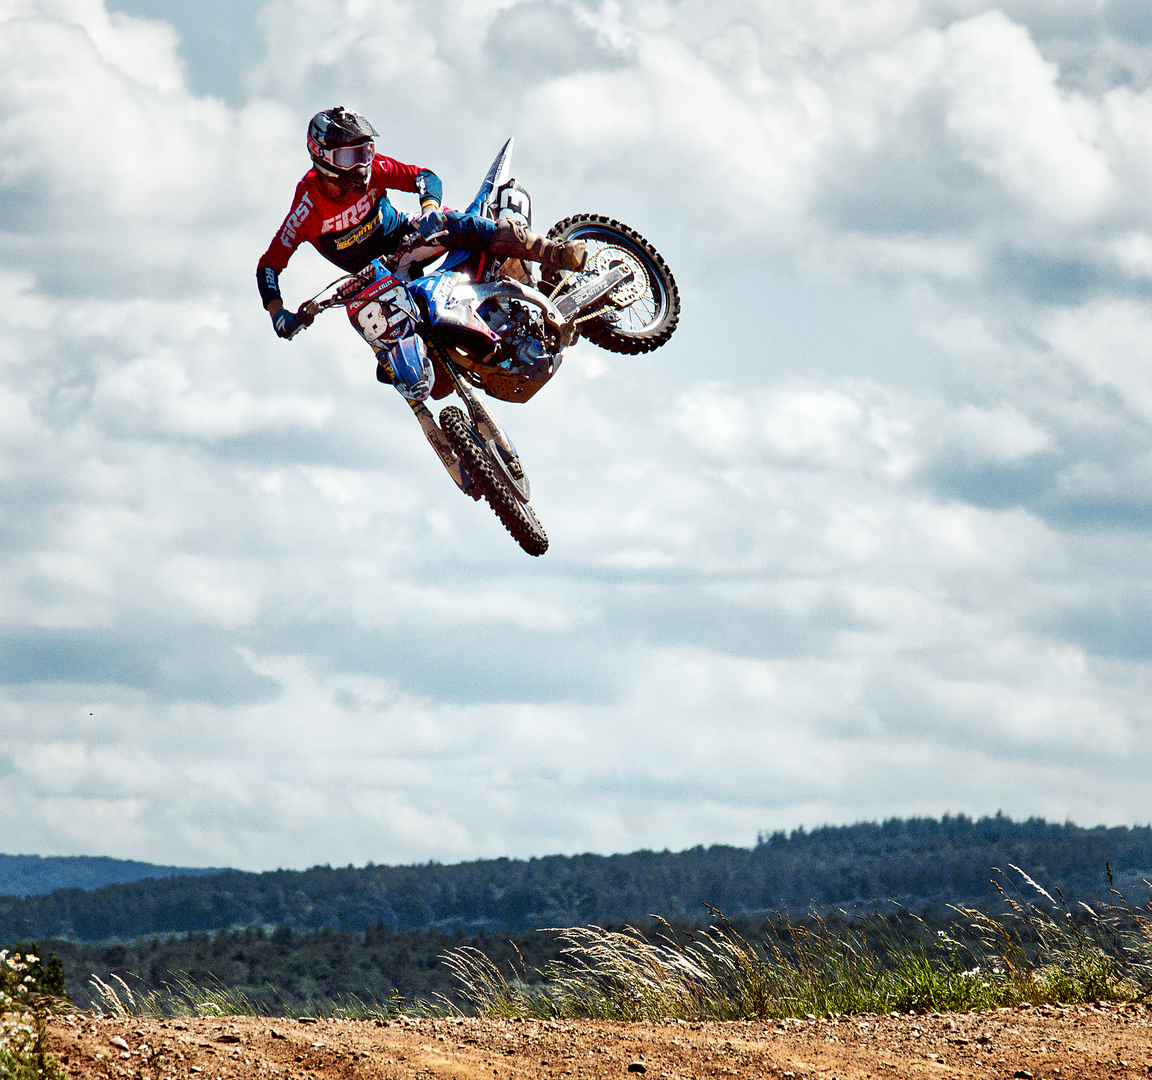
left=310, top=138, right=374, bottom=171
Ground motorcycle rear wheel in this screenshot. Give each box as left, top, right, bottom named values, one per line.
left=439, top=406, right=549, bottom=557
left=545, top=214, right=680, bottom=354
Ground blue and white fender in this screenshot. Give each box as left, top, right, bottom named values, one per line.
left=383, top=334, right=433, bottom=402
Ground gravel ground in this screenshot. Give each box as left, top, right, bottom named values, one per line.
left=48, top=1001, right=1152, bottom=1080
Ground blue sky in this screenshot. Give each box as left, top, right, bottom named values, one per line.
left=2, top=0, right=1152, bottom=870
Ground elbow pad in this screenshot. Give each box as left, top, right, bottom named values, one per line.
left=414, top=169, right=443, bottom=210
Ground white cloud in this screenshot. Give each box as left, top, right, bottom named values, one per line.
left=1, top=0, right=1152, bottom=870
left=939, top=11, right=1112, bottom=222
left=943, top=403, right=1054, bottom=464
left=1037, top=299, right=1152, bottom=421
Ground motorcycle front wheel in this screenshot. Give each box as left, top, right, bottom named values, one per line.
left=439, top=406, right=549, bottom=557
left=545, top=214, right=680, bottom=354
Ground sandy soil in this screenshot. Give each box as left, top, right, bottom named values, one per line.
left=49, top=1002, right=1152, bottom=1080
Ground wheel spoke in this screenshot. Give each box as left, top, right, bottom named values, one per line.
left=544, top=215, right=680, bottom=355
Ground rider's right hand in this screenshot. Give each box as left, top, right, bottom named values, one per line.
left=271, top=308, right=302, bottom=339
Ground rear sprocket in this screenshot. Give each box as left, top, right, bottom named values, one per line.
left=544, top=214, right=680, bottom=354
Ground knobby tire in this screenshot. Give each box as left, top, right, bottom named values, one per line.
left=545, top=214, right=680, bottom=354
left=439, top=406, right=549, bottom=557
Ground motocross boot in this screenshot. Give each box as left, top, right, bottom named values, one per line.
left=490, top=220, right=587, bottom=274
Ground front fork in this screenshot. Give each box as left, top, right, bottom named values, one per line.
left=393, top=328, right=530, bottom=501
left=443, top=363, right=530, bottom=503
left=407, top=399, right=472, bottom=495
left=404, top=349, right=531, bottom=504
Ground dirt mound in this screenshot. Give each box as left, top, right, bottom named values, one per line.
left=50, top=1002, right=1151, bottom=1080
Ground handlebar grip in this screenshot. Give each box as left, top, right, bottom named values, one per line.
left=295, top=301, right=317, bottom=327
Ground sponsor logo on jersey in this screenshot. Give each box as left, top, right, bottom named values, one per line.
left=335, top=207, right=383, bottom=251
left=279, top=192, right=314, bottom=248
left=322, top=189, right=379, bottom=234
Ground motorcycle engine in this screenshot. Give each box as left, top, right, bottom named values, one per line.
left=482, top=299, right=557, bottom=378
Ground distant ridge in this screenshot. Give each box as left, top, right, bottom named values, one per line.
left=4, top=815, right=1152, bottom=944
left=0, top=854, right=223, bottom=898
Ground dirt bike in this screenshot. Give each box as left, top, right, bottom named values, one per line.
left=295, top=139, right=679, bottom=556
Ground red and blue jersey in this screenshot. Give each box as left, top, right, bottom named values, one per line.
left=257, top=154, right=433, bottom=307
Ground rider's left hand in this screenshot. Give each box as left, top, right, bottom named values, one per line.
left=414, top=206, right=447, bottom=240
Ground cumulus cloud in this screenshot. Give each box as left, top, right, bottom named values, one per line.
left=2, top=0, right=1152, bottom=868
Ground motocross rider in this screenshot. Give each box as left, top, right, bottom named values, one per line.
left=257, top=106, right=586, bottom=361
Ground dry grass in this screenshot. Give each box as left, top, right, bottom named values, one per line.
left=443, top=868, right=1152, bottom=1020
left=70, top=865, right=1152, bottom=1024
left=87, top=971, right=404, bottom=1022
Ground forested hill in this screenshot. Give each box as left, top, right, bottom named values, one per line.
left=0, top=854, right=223, bottom=898
left=3, top=815, right=1151, bottom=944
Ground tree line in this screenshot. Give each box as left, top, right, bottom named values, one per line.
left=24, top=922, right=554, bottom=1012
left=3, top=814, right=1151, bottom=945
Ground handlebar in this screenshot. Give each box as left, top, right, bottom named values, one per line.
left=290, top=231, right=438, bottom=329
left=293, top=268, right=371, bottom=328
